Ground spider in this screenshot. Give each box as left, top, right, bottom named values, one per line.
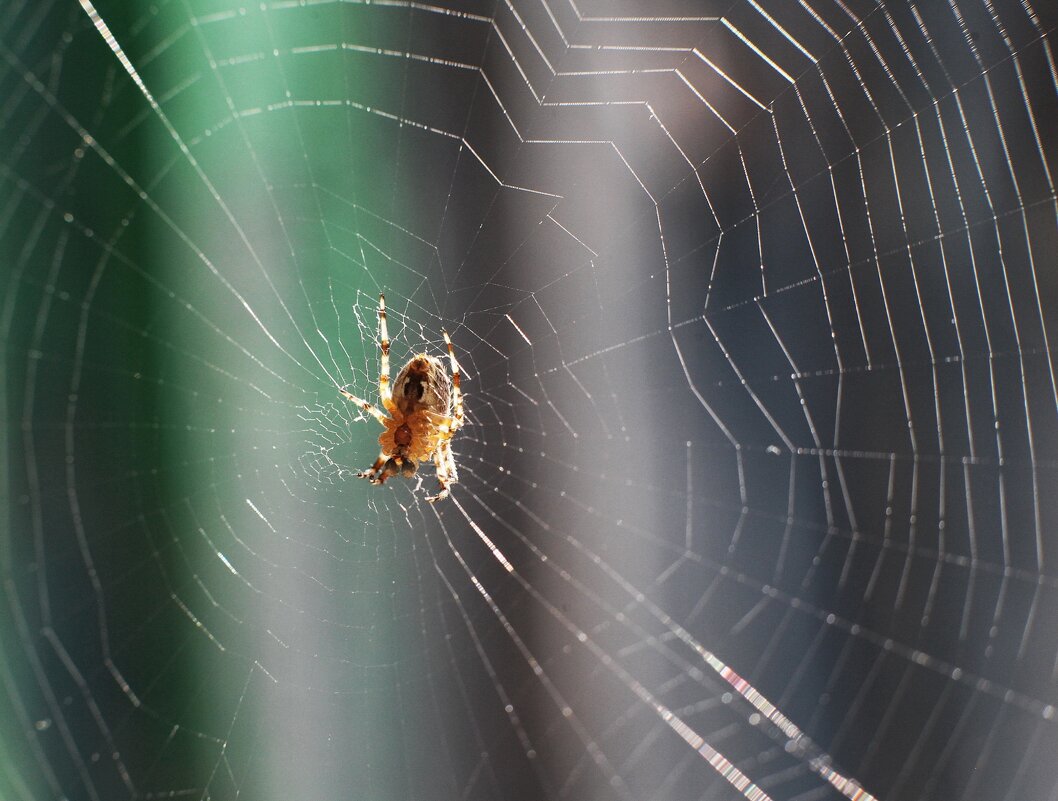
left=340, top=294, right=465, bottom=503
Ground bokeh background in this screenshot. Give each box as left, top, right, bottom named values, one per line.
left=2, top=1, right=1057, bottom=799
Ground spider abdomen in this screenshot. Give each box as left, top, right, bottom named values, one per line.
left=393, top=355, right=451, bottom=418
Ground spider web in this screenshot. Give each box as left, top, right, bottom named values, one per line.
left=2, top=0, right=1057, bottom=799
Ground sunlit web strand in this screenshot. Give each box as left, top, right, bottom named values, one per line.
left=453, top=478, right=879, bottom=801
left=76, top=0, right=344, bottom=387
left=186, top=2, right=356, bottom=392
left=430, top=509, right=635, bottom=800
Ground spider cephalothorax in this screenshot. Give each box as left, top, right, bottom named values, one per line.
left=340, top=295, right=464, bottom=502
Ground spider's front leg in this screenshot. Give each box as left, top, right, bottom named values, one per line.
left=358, top=452, right=405, bottom=485
left=357, top=452, right=387, bottom=484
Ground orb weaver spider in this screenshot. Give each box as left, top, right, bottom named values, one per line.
left=340, top=294, right=464, bottom=502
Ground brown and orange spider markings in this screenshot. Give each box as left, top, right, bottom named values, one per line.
left=339, top=294, right=464, bottom=503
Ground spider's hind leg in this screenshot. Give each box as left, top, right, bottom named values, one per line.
left=442, top=330, right=464, bottom=431
left=339, top=387, right=388, bottom=425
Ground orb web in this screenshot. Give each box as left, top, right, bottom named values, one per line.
left=2, top=1, right=1057, bottom=800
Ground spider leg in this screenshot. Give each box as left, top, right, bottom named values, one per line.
left=378, top=293, right=393, bottom=409
left=357, top=452, right=387, bottom=484
left=442, top=330, right=464, bottom=431
left=360, top=452, right=403, bottom=486
left=339, top=387, right=388, bottom=425
left=425, top=439, right=458, bottom=503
